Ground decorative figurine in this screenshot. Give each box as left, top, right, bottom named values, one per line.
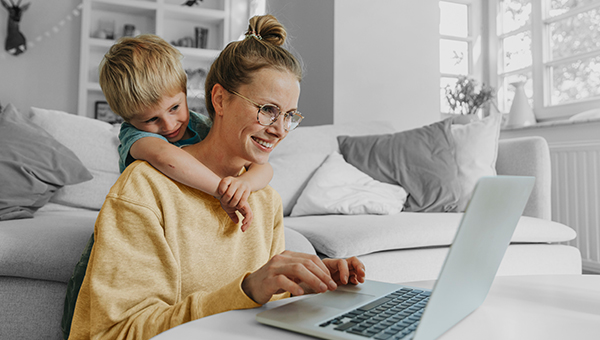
left=1, top=0, right=30, bottom=56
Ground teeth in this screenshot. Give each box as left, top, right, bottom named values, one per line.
left=253, top=137, right=274, bottom=148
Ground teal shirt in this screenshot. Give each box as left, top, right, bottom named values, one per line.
left=117, top=110, right=212, bottom=173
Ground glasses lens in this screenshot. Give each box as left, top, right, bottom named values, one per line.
left=286, top=112, right=303, bottom=131
left=258, top=105, right=279, bottom=125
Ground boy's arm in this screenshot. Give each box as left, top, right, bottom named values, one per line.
left=129, top=136, right=221, bottom=196
left=240, top=162, right=274, bottom=191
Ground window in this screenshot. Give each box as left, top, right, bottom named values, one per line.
left=495, top=0, right=533, bottom=112
left=489, top=0, right=600, bottom=120
left=439, top=0, right=484, bottom=114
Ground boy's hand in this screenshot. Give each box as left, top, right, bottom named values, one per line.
left=218, top=176, right=253, bottom=232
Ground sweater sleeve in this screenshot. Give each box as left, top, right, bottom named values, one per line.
left=74, top=196, right=260, bottom=340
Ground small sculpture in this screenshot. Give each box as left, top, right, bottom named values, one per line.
left=1, top=0, right=30, bottom=56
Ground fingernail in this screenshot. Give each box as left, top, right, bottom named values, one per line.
left=320, top=283, right=328, bottom=292
left=329, top=280, right=337, bottom=289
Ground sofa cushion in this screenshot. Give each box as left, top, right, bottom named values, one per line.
left=284, top=227, right=316, bottom=254
left=290, top=152, right=407, bottom=216
left=270, top=121, right=396, bottom=216
left=337, top=119, right=461, bottom=212
left=0, top=105, right=93, bottom=220
left=28, top=107, right=121, bottom=210
left=284, top=213, right=577, bottom=258
left=451, top=113, right=502, bottom=211
left=0, top=204, right=97, bottom=282
left=0, top=204, right=313, bottom=283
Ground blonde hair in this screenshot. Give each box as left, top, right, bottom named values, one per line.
left=99, top=34, right=187, bottom=121
left=205, top=14, right=303, bottom=120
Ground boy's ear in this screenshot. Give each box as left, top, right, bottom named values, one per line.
left=211, top=83, right=227, bottom=117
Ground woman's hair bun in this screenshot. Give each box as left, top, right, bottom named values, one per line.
left=247, top=14, right=287, bottom=46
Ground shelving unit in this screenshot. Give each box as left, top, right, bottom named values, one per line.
left=77, top=0, right=231, bottom=119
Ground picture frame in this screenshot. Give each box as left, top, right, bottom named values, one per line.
left=95, top=101, right=123, bottom=124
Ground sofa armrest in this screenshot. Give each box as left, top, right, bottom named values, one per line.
left=496, top=136, right=551, bottom=220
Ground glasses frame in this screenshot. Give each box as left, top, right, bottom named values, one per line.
left=228, top=89, right=304, bottom=131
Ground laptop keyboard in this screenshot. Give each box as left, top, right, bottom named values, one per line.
left=319, top=287, right=430, bottom=340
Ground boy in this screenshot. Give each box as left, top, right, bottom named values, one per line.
left=101, top=34, right=274, bottom=230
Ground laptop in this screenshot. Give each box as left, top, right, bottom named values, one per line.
left=257, top=176, right=535, bottom=340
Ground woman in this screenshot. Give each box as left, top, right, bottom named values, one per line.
left=68, top=15, right=365, bottom=339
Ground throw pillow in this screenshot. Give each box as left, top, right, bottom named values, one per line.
left=337, top=118, right=461, bottom=212
left=451, top=113, right=502, bottom=210
left=0, top=104, right=93, bottom=220
left=28, top=107, right=121, bottom=210
left=269, top=121, right=396, bottom=216
left=290, top=152, right=408, bottom=216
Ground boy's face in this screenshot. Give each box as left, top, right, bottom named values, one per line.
left=129, top=92, right=190, bottom=143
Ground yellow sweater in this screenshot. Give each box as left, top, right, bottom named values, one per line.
left=69, top=161, right=286, bottom=340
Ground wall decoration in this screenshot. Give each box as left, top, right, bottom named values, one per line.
left=1, top=0, right=30, bottom=56
left=95, top=101, right=123, bottom=124
left=0, top=1, right=83, bottom=59
left=182, top=0, right=204, bottom=6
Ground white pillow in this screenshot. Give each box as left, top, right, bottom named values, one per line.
left=28, top=107, right=121, bottom=210
left=290, top=152, right=407, bottom=216
left=451, top=113, right=502, bottom=211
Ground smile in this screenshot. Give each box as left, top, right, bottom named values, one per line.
left=252, top=137, right=274, bottom=149
left=164, top=127, right=180, bottom=139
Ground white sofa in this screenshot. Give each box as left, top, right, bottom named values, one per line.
left=0, top=106, right=581, bottom=339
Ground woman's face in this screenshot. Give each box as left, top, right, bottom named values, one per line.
left=220, top=68, right=300, bottom=166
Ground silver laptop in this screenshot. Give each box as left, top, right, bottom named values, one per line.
left=257, top=176, right=535, bottom=340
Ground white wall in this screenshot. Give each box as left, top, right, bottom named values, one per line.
left=0, top=0, right=440, bottom=132
left=334, top=0, right=441, bottom=131
left=0, top=0, right=81, bottom=115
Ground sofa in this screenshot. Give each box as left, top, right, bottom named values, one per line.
left=0, top=105, right=581, bottom=339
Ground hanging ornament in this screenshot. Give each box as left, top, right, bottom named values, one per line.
left=1, top=0, right=30, bottom=56
left=0, top=2, right=83, bottom=59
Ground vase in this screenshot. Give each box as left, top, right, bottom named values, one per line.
left=505, top=81, right=536, bottom=128
left=451, top=114, right=480, bottom=125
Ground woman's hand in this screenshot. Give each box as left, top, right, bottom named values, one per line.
left=218, top=176, right=253, bottom=231
left=242, top=251, right=339, bottom=305
left=322, top=257, right=366, bottom=286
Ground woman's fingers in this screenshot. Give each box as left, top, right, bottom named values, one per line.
left=347, top=257, right=366, bottom=284
left=276, top=252, right=336, bottom=291
left=242, top=251, right=337, bottom=304
left=324, top=257, right=366, bottom=286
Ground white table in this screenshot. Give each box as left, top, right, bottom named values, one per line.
left=152, top=275, right=600, bottom=339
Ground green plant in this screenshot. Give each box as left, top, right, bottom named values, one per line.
left=445, top=76, right=495, bottom=115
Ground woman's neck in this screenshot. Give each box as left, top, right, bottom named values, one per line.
left=183, top=130, right=246, bottom=179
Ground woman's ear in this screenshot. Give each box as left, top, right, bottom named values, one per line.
left=211, top=83, right=227, bottom=117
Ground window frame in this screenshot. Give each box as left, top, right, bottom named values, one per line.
left=486, top=0, right=600, bottom=121
left=439, top=0, right=484, bottom=115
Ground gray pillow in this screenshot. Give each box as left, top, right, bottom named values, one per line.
left=337, top=118, right=461, bottom=212
left=0, top=104, right=93, bottom=220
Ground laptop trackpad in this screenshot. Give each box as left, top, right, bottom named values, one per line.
left=303, top=290, right=375, bottom=310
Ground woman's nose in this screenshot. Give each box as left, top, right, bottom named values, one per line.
left=267, top=115, right=287, bottom=138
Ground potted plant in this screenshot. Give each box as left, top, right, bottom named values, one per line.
left=445, top=76, right=495, bottom=122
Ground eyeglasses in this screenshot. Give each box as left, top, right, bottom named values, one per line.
left=228, top=90, right=304, bottom=131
